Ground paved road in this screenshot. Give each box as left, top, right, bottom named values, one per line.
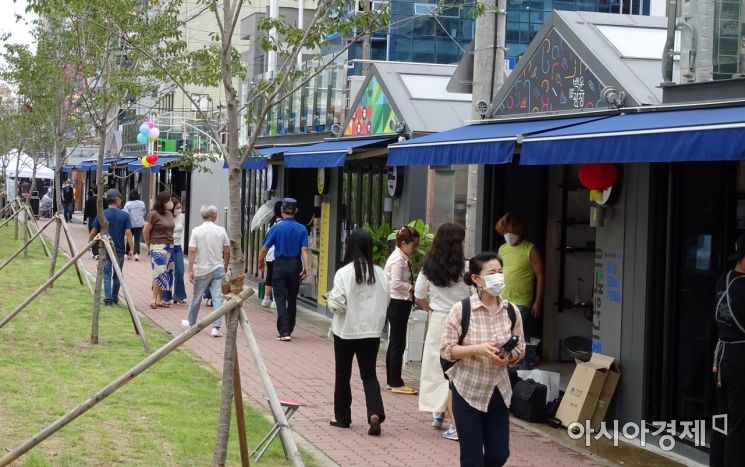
left=51, top=218, right=600, bottom=467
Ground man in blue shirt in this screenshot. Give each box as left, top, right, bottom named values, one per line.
left=89, top=189, right=134, bottom=306
left=259, top=198, right=310, bottom=341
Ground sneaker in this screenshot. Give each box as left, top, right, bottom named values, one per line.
left=93, top=254, right=99, bottom=260
left=443, top=428, right=458, bottom=441
left=210, top=327, right=222, bottom=337
left=280, top=336, right=292, bottom=342
left=261, top=297, right=272, bottom=307
left=134, top=254, right=140, bottom=262
left=181, top=319, right=190, bottom=329
left=432, top=414, right=445, bottom=429
left=103, top=302, right=113, bottom=307
left=270, top=300, right=277, bottom=310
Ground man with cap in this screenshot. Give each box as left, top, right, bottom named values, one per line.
left=711, top=235, right=745, bottom=467
left=258, top=198, right=310, bottom=341
left=89, top=189, right=134, bottom=307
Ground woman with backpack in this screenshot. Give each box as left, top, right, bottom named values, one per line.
left=441, top=251, right=525, bottom=467
left=326, top=229, right=389, bottom=436
left=415, top=223, right=470, bottom=441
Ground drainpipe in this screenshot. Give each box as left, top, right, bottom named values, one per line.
left=661, top=0, right=678, bottom=85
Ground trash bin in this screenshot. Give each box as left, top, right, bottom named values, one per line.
left=29, top=197, right=40, bottom=216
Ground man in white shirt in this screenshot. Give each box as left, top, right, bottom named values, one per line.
left=181, top=205, right=230, bottom=337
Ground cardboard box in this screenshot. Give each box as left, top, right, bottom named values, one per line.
left=555, top=353, right=621, bottom=429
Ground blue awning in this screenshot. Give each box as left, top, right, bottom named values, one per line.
left=127, top=156, right=181, bottom=173
left=75, top=160, right=95, bottom=171
left=284, top=137, right=394, bottom=168
left=387, top=116, right=602, bottom=166
left=520, top=105, right=745, bottom=165
left=62, top=166, right=73, bottom=174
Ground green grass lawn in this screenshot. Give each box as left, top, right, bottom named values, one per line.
left=0, top=223, right=314, bottom=466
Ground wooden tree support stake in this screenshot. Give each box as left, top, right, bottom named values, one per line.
left=23, top=204, right=51, bottom=258
left=0, top=238, right=99, bottom=329
left=59, top=215, right=92, bottom=293
left=233, top=345, right=250, bottom=467
left=237, top=307, right=303, bottom=467
left=0, top=288, right=254, bottom=467
left=0, top=216, right=57, bottom=273
left=100, top=235, right=151, bottom=354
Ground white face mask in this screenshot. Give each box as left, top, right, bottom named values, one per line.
left=481, top=273, right=505, bottom=296
left=504, top=233, right=519, bottom=245
left=174, top=208, right=182, bottom=216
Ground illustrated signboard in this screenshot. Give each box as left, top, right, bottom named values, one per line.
left=344, top=76, right=399, bottom=136
left=496, top=30, right=604, bottom=115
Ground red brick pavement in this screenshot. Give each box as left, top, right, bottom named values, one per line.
left=51, top=219, right=600, bottom=467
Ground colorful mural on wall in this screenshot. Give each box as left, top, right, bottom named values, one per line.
left=344, top=76, right=399, bottom=136
left=496, top=30, right=604, bottom=115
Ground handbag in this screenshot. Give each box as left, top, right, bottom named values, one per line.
left=511, top=378, right=548, bottom=423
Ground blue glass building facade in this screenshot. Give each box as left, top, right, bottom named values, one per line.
left=347, top=0, right=651, bottom=71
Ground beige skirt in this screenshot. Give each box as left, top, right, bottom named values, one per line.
left=418, top=312, right=450, bottom=413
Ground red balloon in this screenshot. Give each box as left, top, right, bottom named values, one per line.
left=578, top=164, right=618, bottom=190
left=146, top=154, right=159, bottom=164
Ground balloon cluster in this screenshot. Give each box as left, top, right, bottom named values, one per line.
left=578, top=163, right=618, bottom=202
left=136, top=121, right=160, bottom=167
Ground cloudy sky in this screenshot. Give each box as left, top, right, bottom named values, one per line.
left=1, top=0, right=37, bottom=85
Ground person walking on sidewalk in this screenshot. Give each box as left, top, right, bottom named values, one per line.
left=123, top=189, right=146, bottom=261
left=258, top=198, right=310, bottom=342
left=83, top=188, right=100, bottom=260
left=383, top=225, right=420, bottom=395
left=326, top=229, right=389, bottom=436
left=710, top=235, right=745, bottom=467
left=61, top=179, right=74, bottom=223
left=88, top=189, right=134, bottom=307
left=261, top=200, right=284, bottom=309
left=415, top=222, right=470, bottom=441
left=163, top=197, right=187, bottom=305
left=144, top=192, right=175, bottom=309
left=441, top=252, right=525, bottom=467
left=495, top=213, right=544, bottom=368
left=181, top=205, right=230, bottom=338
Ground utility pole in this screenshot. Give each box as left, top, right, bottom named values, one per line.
left=361, top=0, right=372, bottom=75
left=464, top=0, right=500, bottom=257
left=268, top=0, right=279, bottom=75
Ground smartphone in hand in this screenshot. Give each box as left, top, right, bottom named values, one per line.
left=500, top=335, right=519, bottom=353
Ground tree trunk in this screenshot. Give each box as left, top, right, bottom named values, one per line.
left=49, top=141, right=65, bottom=282
left=91, top=122, right=109, bottom=344
left=23, top=158, right=39, bottom=258
left=213, top=0, right=246, bottom=460
left=212, top=310, right=239, bottom=466
left=14, top=150, right=20, bottom=240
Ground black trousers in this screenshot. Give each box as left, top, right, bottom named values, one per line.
left=272, top=258, right=302, bottom=337
left=333, top=335, right=385, bottom=425
left=385, top=298, right=412, bottom=387
left=87, top=223, right=99, bottom=256
left=452, top=384, right=510, bottom=467
left=127, top=227, right=143, bottom=255
left=711, top=352, right=745, bottom=467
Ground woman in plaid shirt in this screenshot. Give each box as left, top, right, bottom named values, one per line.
left=441, top=252, right=525, bottom=467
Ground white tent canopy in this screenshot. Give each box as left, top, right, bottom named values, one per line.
left=1, top=151, right=55, bottom=180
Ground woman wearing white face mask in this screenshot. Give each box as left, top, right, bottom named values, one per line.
left=440, top=252, right=525, bottom=467
left=163, top=197, right=187, bottom=305
left=495, top=213, right=544, bottom=369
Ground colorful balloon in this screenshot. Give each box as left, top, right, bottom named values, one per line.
left=139, top=123, right=150, bottom=135
left=149, top=127, right=160, bottom=139
left=136, top=133, right=147, bottom=145
left=146, top=121, right=155, bottom=129
left=146, top=154, right=159, bottom=164
left=141, top=156, right=152, bottom=168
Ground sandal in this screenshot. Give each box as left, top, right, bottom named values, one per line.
left=329, top=420, right=350, bottom=429
left=387, top=384, right=418, bottom=395
left=156, top=303, right=170, bottom=308
left=149, top=303, right=157, bottom=310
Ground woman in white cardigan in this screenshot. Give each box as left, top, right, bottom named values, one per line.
left=326, top=229, right=390, bottom=436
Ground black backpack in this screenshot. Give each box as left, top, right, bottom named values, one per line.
left=440, top=298, right=517, bottom=379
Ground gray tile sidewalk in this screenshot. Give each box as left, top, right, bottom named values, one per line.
left=51, top=218, right=601, bottom=467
